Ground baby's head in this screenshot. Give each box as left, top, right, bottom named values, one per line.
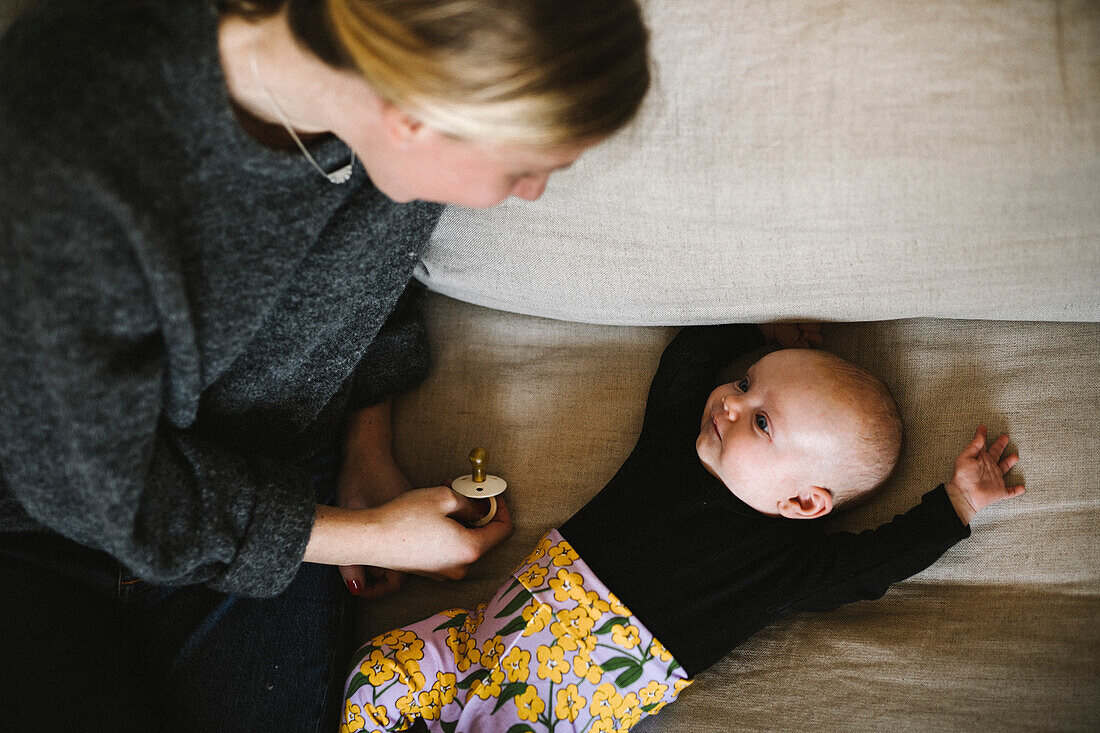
left=695, top=348, right=902, bottom=518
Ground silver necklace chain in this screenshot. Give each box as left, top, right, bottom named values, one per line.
left=247, top=47, right=355, bottom=184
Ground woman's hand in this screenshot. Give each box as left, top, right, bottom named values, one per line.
left=358, top=487, right=513, bottom=579
left=336, top=400, right=413, bottom=598
left=336, top=452, right=413, bottom=598
left=304, top=488, right=513, bottom=580
left=758, top=322, right=822, bottom=348
left=945, top=425, right=1025, bottom=525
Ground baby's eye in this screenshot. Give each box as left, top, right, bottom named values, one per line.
left=736, top=378, right=749, bottom=392
left=755, top=413, right=770, bottom=434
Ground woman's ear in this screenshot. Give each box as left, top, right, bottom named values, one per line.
left=777, top=486, right=834, bottom=519
left=380, top=102, right=423, bottom=149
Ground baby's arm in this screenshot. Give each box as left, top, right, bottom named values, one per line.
left=775, top=428, right=1025, bottom=615
left=944, top=425, right=1025, bottom=525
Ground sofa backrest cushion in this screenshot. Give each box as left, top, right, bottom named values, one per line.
left=416, top=0, right=1099, bottom=324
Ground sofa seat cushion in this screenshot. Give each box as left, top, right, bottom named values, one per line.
left=358, top=292, right=1100, bottom=731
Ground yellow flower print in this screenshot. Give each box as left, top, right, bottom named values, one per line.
left=417, top=688, right=442, bottom=721
left=446, top=628, right=480, bottom=673
left=639, top=680, right=669, bottom=707
left=619, top=691, right=641, bottom=722
left=401, top=659, right=425, bottom=693
left=590, top=683, right=622, bottom=720
left=549, top=606, right=596, bottom=651
left=517, top=564, right=548, bottom=589
left=621, top=707, right=643, bottom=729
left=515, top=685, right=546, bottom=723
left=555, top=684, right=586, bottom=722
left=606, top=591, right=631, bottom=617
left=548, top=540, right=579, bottom=567
left=672, top=678, right=693, bottom=695
left=418, top=673, right=458, bottom=721
left=578, top=589, right=611, bottom=616
left=611, top=624, right=642, bottom=650
left=468, top=669, right=506, bottom=701
left=437, top=608, right=465, bottom=620
left=394, top=690, right=422, bottom=720
left=382, top=630, right=424, bottom=665
left=480, top=635, right=506, bottom=669
left=358, top=650, right=397, bottom=686
left=463, top=603, right=487, bottom=635
left=500, top=646, right=531, bottom=683
left=588, top=718, right=617, bottom=733
left=362, top=702, right=389, bottom=726
left=572, top=638, right=603, bottom=685
left=548, top=569, right=587, bottom=604
left=536, top=644, right=570, bottom=684
left=647, top=701, right=669, bottom=717
left=521, top=601, right=553, bottom=637
left=444, top=627, right=466, bottom=655
left=648, top=638, right=673, bottom=663
left=431, top=672, right=458, bottom=707
left=529, top=535, right=554, bottom=562
left=341, top=703, right=366, bottom=733
left=380, top=629, right=415, bottom=648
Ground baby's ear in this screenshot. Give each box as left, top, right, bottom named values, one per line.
left=777, top=486, right=833, bottom=519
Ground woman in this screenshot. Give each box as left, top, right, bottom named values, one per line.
left=0, top=0, right=649, bottom=729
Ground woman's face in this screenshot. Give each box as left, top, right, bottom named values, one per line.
left=339, top=107, right=601, bottom=208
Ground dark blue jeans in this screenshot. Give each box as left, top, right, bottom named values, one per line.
left=0, top=471, right=351, bottom=732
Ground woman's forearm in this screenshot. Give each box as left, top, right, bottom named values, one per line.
left=302, top=504, right=385, bottom=566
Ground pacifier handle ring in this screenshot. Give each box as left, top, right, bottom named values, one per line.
left=471, top=496, right=497, bottom=527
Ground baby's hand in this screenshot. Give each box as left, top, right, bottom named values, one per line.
left=758, top=322, right=822, bottom=348
left=945, top=425, right=1025, bottom=525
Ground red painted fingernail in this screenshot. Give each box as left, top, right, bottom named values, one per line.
left=346, top=578, right=362, bottom=596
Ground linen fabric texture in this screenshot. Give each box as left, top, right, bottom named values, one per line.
left=359, top=295, right=1100, bottom=731
left=416, top=1, right=1099, bottom=324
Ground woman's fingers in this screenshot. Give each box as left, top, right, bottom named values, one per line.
left=357, top=568, right=404, bottom=599
left=444, top=490, right=494, bottom=526
left=339, top=564, right=367, bottom=596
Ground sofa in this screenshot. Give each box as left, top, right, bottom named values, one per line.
left=2, top=0, right=1094, bottom=730
left=367, top=2, right=1099, bottom=731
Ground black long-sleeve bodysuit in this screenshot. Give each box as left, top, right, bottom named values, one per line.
left=343, top=326, right=973, bottom=731
left=560, top=325, right=969, bottom=677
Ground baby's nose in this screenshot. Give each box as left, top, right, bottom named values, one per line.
left=722, top=394, right=741, bottom=419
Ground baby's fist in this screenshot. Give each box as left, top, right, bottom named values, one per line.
left=945, top=425, right=1025, bottom=525
left=758, top=322, right=822, bottom=348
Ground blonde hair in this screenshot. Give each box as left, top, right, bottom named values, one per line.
left=808, top=351, right=904, bottom=510
left=221, top=0, right=651, bottom=146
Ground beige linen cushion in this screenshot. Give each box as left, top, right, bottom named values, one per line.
left=416, top=0, right=1099, bottom=324
left=362, top=292, right=1100, bottom=732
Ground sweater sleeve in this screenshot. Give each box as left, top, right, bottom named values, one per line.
left=0, top=163, right=315, bottom=599
left=774, top=485, right=971, bottom=614
left=345, top=281, right=432, bottom=411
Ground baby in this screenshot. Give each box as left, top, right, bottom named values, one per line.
left=342, top=324, right=1023, bottom=733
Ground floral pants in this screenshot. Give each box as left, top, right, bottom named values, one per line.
left=342, top=530, right=692, bottom=733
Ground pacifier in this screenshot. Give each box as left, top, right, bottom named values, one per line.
left=451, top=446, right=507, bottom=527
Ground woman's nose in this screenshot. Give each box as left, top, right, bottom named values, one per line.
left=512, top=175, right=548, bottom=201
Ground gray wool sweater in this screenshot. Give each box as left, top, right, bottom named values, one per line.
left=0, top=0, right=443, bottom=597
